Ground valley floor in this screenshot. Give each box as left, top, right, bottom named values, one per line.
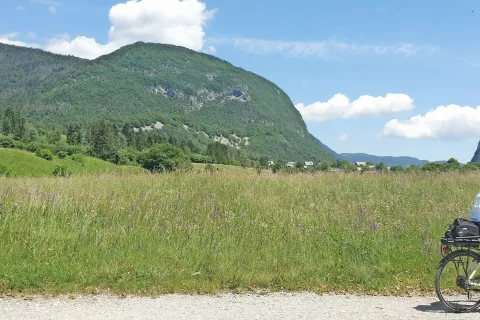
left=0, top=293, right=475, bottom=320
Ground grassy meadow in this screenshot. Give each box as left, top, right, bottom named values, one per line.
left=0, top=169, right=477, bottom=296
left=0, top=148, right=146, bottom=177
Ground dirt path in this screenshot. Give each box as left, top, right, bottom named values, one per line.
left=1, top=293, right=478, bottom=319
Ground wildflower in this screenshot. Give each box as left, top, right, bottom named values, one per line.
left=369, top=222, right=383, bottom=232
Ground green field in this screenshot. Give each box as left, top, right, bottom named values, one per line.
left=0, top=170, right=476, bottom=296
left=0, top=148, right=146, bottom=177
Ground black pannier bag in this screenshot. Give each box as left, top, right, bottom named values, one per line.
left=445, top=218, right=480, bottom=238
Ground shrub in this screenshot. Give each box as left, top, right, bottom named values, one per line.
left=140, top=143, right=192, bottom=172
left=52, top=165, right=70, bottom=177
left=255, top=162, right=262, bottom=174
left=12, top=140, right=25, bottom=150
left=36, top=149, right=54, bottom=161
left=0, top=135, right=15, bottom=149
left=27, top=142, right=55, bottom=153
left=204, top=163, right=215, bottom=172
left=53, top=141, right=70, bottom=156
left=190, top=153, right=213, bottom=164
left=66, top=145, right=90, bottom=156
left=115, top=148, right=140, bottom=166
left=0, top=164, right=12, bottom=177
left=26, top=142, right=41, bottom=153
left=57, top=151, right=68, bottom=159
left=71, top=153, right=85, bottom=165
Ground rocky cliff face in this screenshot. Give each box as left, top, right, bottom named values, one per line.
left=471, top=141, right=480, bottom=163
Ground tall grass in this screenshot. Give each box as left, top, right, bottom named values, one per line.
left=0, top=170, right=477, bottom=296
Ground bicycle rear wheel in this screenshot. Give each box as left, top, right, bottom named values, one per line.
left=435, top=250, right=480, bottom=312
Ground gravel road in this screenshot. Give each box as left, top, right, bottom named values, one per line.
left=1, top=293, right=479, bottom=320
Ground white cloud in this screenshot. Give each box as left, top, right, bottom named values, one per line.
left=381, top=104, right=480, bottom=140
left=48, top=6, right=56, bottom=14
left=46, top=36, right=117, bottom=59
left=46, top=0, right=216, bottom=59
left=0, top=32, right=39, bottom=48
left=27, top=32, right=37, bottom=39
left=337, top=134, right=348, bottom=141
left=16, top=5, right=25, bottom=11
left=295, top=93, right=414, bottom=122
left=207, top=38, right=433, bottom=59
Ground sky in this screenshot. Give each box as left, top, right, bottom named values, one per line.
left=1, top=0, right=480, bottom=163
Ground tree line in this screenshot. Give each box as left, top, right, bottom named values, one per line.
left=2, top=107, right=480, bottom=174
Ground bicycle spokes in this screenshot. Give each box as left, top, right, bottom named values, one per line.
left=438, top=252, right=480, bottom=311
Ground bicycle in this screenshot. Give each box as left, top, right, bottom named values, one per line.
left=435, top=236, right=480, bottom=312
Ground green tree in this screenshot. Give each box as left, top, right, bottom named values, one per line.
left=272, top=161, right=283, bottom=173
left=259, top=156, right=269, bottom=168
left=315, top=161, right=330, bottom=172
left=140, top=143, right=192, bottom=172
left=1, top=108, right=26, bottom=140
left=445, top=158, right=460, bottom=171
left=461, top=163, right=480, bottom=172
left=240, top=152, right=249, bottom=169
left=206, top=142, right=237, bottom=165
left=45, top=130, right=61, bottom=144
left=422, top=162, right=440, bottom=172
left=390, top=165, right=404, bottom=172
left=254, top=161, right=262, bottom=174
left=375, top=162, right=388, bottom=172
left=67, top=124, right=83, bottom=145
left=115, top=148, right=140, bottom=166
left=1, top=108, right=14, bottom=136
left=36, top=149, right=54, bottom=161
left=406, top=165, right=420, bottom=173
left=295, top=161, right=304, bottom=170
left=88, top=120, right=124, bottom=161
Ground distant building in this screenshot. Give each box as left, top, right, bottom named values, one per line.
left=304, top=161, right=314, bottom=169
left=268, top=161, right=275, bottom=168
left=355, top=162, right=367, bottom=167
left=286, top=162, right=296, bottom=168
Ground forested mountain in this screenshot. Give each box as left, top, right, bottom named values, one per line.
left=0, top=42, right=334, bottom=162
left=313, top=137, right=342, bottom=159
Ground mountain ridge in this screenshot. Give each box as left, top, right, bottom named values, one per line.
left=340, top=153, right=447, bottom=167
left=0, top=41, right=335, bottom=162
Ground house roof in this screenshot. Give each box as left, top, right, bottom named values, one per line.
left=305, top=161, right=314, bottom=166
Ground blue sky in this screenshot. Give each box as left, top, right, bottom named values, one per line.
left=1, top=0, right=480, bottom=162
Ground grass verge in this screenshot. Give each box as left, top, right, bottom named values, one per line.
left=0, top=148, right=146, bottom=177
left=0, top=171, right=475, bottom=296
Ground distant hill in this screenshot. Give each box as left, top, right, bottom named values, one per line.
left=0, top=42, right=335, bottom=162
left=313, top=136, right=342, bottom=160
left=340, top=153, right=436, bottom=167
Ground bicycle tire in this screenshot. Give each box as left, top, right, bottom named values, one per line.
left=435, top=249, right=480, bottom=312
